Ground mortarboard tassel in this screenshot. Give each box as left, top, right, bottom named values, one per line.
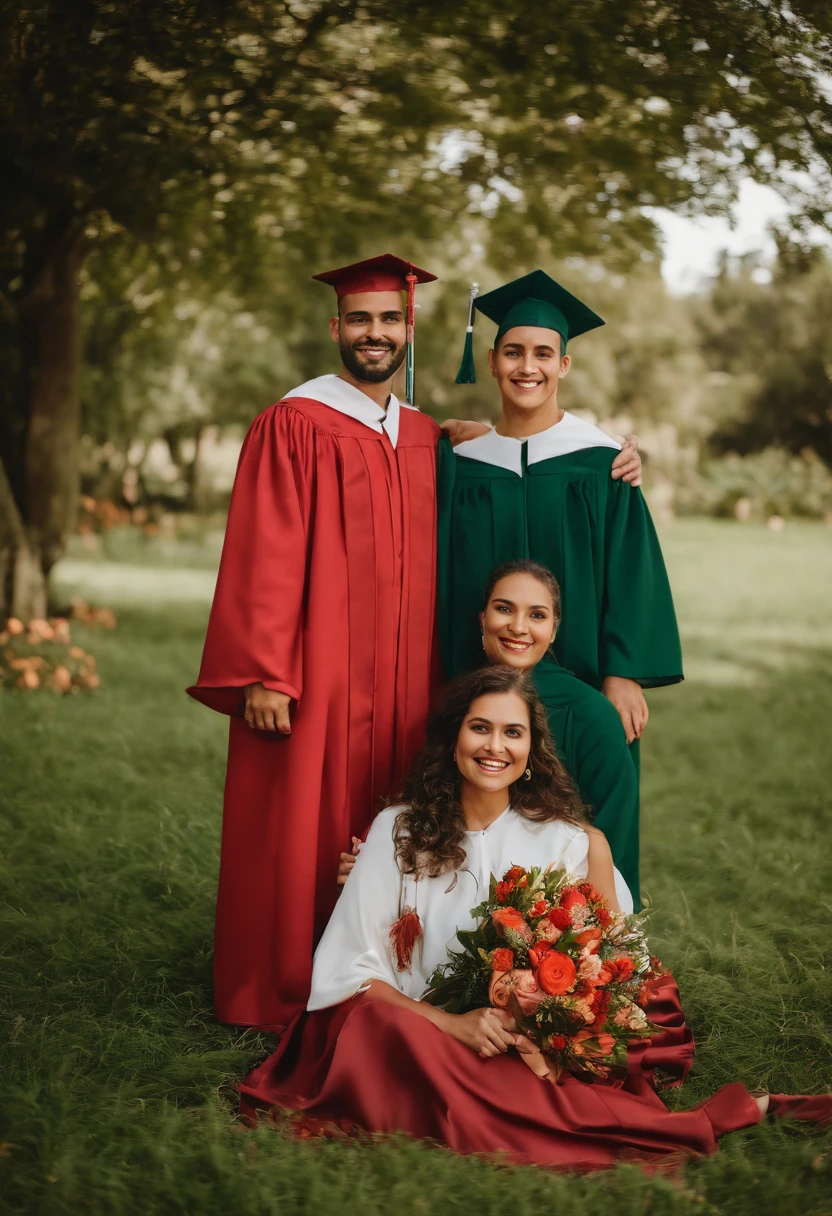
left=405, top=268, right=417, bottom=405
left=455, top=282, right=479, bottom=384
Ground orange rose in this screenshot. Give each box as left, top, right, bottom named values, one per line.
left=536, top=950, right=577, bottom=995
left=491, top=947, right=515, bottom=972
left=492, top=907, right=532, bottom=943
left=574, top=928, right=603, bottom=954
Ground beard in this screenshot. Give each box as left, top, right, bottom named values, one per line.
left=340, top=336, right=407, bottom=384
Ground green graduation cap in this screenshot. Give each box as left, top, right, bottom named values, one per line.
left=455, top=269, right=605, bottom=384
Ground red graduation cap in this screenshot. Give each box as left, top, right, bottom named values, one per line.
left=312, top=253, right=437, bottom=299
left=313, top=254, right=438, bottom=406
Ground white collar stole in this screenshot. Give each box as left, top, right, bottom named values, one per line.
left=283, top=373, right=404, bottom=448
left=452, top=411, right=620, bottom=476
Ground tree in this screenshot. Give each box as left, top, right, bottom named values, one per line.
left=702, top=243, right=832, bottom=470
left=4, top=0, right=832, bottom=614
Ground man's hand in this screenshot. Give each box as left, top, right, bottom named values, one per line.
left=610, top=434, right=641, bottom=486
left=337, top=836, right=362, bottom=887
left=440, top=418, right=490, bottom=447
left=244, top=683, right=292, bottom=734
left=602, top=676, right=648, bottom=744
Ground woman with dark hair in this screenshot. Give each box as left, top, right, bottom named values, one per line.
left=239, top=669, right=826, bottom=1168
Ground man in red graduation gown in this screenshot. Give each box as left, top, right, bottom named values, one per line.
left=188, top=255, right=442, bottom=1030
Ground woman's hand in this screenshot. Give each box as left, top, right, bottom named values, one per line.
left=436, top=1007, right=517, bottom=1057
left=602, top=676, right=648, bottom=744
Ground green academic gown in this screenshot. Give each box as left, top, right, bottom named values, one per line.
left=437, top=413, right=683, bottom=690
left=437, top=412, right=683, bottom=909
left=532, top=656, right=641, bottom=905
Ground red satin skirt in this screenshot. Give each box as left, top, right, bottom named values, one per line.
left=238, top=976, right=830, bottom=1171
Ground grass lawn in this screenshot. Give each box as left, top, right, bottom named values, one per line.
left=2, top=519, right=831, bottom=1215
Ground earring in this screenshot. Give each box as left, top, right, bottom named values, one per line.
left=523, top=768, right=531, bottom=781
left=481, top=630, right=486, bottom=651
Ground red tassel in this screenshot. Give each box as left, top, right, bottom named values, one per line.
left=390, top=907, right=422, bottom=972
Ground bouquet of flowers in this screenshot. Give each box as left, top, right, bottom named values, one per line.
left=425, top=864, right=664, bottom=1081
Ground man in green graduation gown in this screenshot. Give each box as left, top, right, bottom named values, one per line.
left=437, top=271, right=683, bottom=900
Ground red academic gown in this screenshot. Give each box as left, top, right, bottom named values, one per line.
left=188, top=394, right=440, bottom=1030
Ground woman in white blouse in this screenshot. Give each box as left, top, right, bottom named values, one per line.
left=237, top=667, right=817, bottom=1169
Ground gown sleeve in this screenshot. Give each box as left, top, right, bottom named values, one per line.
left=570, top=693, right=640, bottom=901
left=600, top=478, right=684, bottom=689
left=186, top=404, right=319, bottom=715
left=307, top=809, right=404, bottom=1011
left=435, top=434, right=457, bottom=680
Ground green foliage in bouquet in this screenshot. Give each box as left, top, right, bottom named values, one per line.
left=426, top=865, right=664, bottom=1081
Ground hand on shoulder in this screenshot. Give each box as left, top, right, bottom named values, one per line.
left=610, top=434, right=642, bottom=486
left=440, top=419, right=490, bottom=447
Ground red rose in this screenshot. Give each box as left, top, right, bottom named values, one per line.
left=528, top=942, right=554, bottom=967
left=548, top=906, right=572, bottom=931
left=596, top=907, right=612, bottom=928
left=591, top=988, right=611, bottom=1019
left=536, top=951, right=577, bottom=995
left=492, top=907, right=532, bottom=942
left=560, top=888, right=588, bottom=911
left=495, top=880, right=515, bottom=903
left=550, top=1034, right=567, bottom=1051
left=530, top=900, right=549, bottom=918
left=610, top=957, right=635, bottom=982
left=504, top=866, right=525, bottom=883
left=574, top=927, right=603, bottom=954
left=578, top=881, right=598, bottom=899
left=491, top=947, right=515, bottom=972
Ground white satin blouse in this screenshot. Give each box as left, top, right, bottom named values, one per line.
left=308, top=806, right=633, bottom=1011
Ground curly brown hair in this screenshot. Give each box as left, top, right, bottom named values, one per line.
left=391, top=666, right=586, bottom=878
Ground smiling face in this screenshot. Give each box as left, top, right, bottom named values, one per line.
left=488, top=325, right=570, bottom=412
left=329, top=289, right=408, bottom=384
left=480, top=571, right=558, bottom=672
left=454, top=691, right=531, bottom=794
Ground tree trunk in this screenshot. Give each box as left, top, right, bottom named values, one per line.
left=0, top=455, right=47, bottom=621
left=21, top=225, right=85, bottom=588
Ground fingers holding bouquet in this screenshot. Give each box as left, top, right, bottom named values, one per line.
left=442, top=1007, right=517, bottom=1058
